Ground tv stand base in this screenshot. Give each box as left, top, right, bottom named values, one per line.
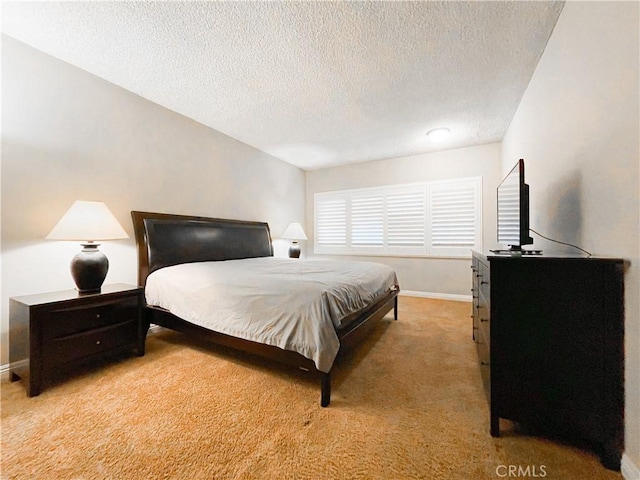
left=489, top=249, right=543, bottom=255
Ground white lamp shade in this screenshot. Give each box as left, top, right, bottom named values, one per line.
left=281, top=222, right=307, bottom=241
left=46, top=201, right=128, bottom=241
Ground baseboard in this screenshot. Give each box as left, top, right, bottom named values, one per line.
left=0, top=359, right=27, bottom=377
left=400, top=290, right=471, bottom=302
left=148, top=324, right=162, bottom=334
left=622, top=454, right=640, bottom=480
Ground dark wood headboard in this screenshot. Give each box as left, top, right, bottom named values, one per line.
left=131, top=211, right=273, bottom=286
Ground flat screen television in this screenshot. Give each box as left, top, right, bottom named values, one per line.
left=496, top=159, right=535, bottom=252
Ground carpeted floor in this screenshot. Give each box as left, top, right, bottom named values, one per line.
left=1, top=296, right=623, bottom=479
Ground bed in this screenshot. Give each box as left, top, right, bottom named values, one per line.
left=131, top=211, right=399, bottom=406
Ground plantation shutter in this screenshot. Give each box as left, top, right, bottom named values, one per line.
left=314, top=177, right=481, bottom=256
left=387, top=187, right=426, bottom=251
left=315, top=193, right=347, bottom=249
left=351, top=192, right=384, bottom=248
left=428, top=179, right=482, bottom=256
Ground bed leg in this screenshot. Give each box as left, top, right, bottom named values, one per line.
left=320, top=372, right=331, bottom=407
left=394, top=296, right=398, bottom=320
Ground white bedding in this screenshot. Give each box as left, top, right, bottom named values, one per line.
left=145, top=257, right=398, bottom=372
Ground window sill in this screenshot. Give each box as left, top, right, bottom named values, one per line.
left=312, top=251, right=473, bottom=260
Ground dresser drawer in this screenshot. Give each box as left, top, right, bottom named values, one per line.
left=477, top=303, right=490, bottom=346
left=476, top=328, right=490, bottom=367
left=42, top=319, right=138, bottom=367
left=42, top=298, right=139, bottom=341
left=477, top=262, right=490, bottom=303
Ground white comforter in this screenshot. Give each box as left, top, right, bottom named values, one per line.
left=145, top=257, right=398, bottom=372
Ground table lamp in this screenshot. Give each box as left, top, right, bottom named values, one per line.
left=281, top=222, right=307, bottom=258
left=46, top=200, right=128, bottom=293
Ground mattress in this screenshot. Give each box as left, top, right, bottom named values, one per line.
left=145, top=257, right=398, bottom=372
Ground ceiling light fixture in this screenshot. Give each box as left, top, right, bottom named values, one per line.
left=426, top=127, right=451, bottom=141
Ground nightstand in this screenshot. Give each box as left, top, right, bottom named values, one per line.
left=9, top=283, right=145, bottom=396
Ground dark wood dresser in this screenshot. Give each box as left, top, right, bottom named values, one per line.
left=9, top=283, right=145, bottom=396
left=471, top=251, right=625, bottom=470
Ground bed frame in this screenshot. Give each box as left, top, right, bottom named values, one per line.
left=131, top=210, right=398, bottom=406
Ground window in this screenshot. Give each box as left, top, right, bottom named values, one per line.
left=314, top=177, right=482, bottom=257
left=351, top=191, right=384, bottom=247
left=315, top=193, right=347, bottom=248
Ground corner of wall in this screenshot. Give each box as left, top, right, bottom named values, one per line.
left=622, top=454, right=640, bottom=480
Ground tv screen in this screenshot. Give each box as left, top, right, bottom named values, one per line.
left=497, top=159, right=534, bottom=251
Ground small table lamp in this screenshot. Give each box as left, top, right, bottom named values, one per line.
left=281, top=222, right=307, bottom=258
left=46, top=200, right=128, bottom=293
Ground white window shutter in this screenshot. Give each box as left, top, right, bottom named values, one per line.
left=315, top=193, right=348, bottom=251
left=314, top=177, right=481, bottom=257
left=351, top=192, right=384, bottom=248
left=428, top=178, right=482, bottom=255
left=387, top=187, right=426, bottom=250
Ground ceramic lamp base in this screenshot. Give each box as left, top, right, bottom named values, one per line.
left=71, top=243, right=109, bottom=293
left=288, top=241, right=301, bottom=259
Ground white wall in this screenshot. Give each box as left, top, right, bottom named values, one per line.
left=305, top=143, right=502, bottom=296
left=0, top=36, right=306, bottom=364
left=502, top=2, right=640, bottom=474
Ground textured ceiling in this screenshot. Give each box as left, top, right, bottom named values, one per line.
left=1, top=1, right=564, bottom=170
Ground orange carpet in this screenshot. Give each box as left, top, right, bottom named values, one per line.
left=1, top=296, right=622, bottom=479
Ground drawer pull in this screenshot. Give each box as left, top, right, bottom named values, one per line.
left=481, top=318, right=489, bottom=323
left=96, top=340, right=101, bottom=345
left=480, top=281, right=488, bottom=285
left=480, top=361, right=490, bottom=366
left=96, top=314, right=101, bottom=319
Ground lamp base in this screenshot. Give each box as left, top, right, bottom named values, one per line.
left=288, top=241, right=301, bottom=259
left=71, top=243, right=109, bottom=293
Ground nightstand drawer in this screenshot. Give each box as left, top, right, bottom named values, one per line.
left=42, top=319, right=139, bottom=367
left=43, top=298, right=139, bottom=341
